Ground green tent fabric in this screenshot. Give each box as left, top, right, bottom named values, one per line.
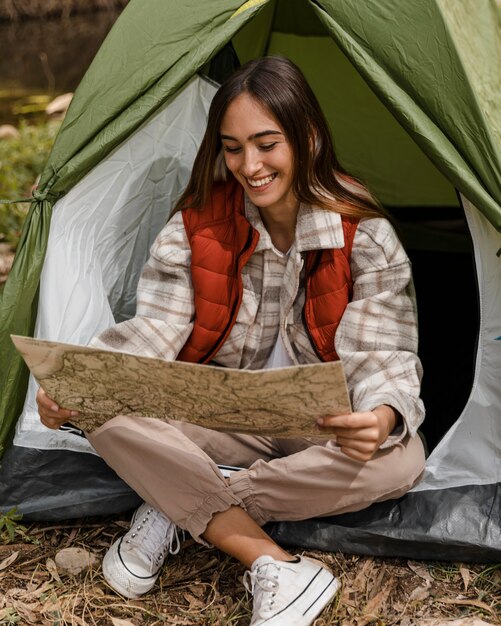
left=1, top=0, right=500, bottom=455
left=310, top=0, right=501, bottom=219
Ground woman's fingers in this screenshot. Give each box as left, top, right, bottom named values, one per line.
left=36, top=387, right=79, bottom=429
left=317, top=412, right=378, bottom=430
left=317, top=411, right=389, bottom=461
left=335, top=436, right=378, bottom=452
left=339, top=446, right=374, bottom=462
left=36, top=387, right=59, bottom=412
left=336, top=434, right=380, bottom=461
left=324, top=426, right=380, bottom=441
left=318, top=413, right=381, bottom=444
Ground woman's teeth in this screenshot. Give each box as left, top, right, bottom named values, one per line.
left=247, top=174, right=276, bottom=188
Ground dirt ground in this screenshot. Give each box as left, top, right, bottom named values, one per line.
left=0, top=515, right=499, bottom=625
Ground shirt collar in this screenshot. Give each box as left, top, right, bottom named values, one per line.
left=244, top=194, right=345, bottom=253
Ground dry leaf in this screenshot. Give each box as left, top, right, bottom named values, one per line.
left=160, top=617, right=192, bottom=626
left=437, top=596, right=496, bottom=615
left=3, top=587, right=26, bottom=598
left=85, top=585, right=105, bottom=597
left=352, top=557, right=374, bottom=592
left=64, top=526, right=79, bottom=546
left=356, top=581, right=392, bottom=626
left=409, top=585, right=431, bottom=602
left=357, top=557, right=374, bottom=577
left=415, top=619, right=495, bottom=625
left=407, top=561, right=434, bottom=586
left=369, top=565, right=386, bottom=599
left=45, top=557, right=61, bottom=582
left=22, top=580, right=53, bottom=601
left=62, top=615, right=88, bottom=626
left=209, top=603, right=229, bottom=618
left=459, top=565, right=471, bottom=591
left=183, top=591, right=205, bottom=610
left=41, top=592, right=62, bottom=614
left=110, top=618, right=137, bottom=626
left=340, top=590, right=358, bottom=609
left=11, top=601, right=40, bottom=624
left=189, top=583, right=206, bottom=598
left=0, top=550, right=18, bottom=571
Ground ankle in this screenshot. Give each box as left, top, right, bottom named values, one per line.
left=203, top=506, right=292, bottom=568
left=258, top=546, right=294, bottom=565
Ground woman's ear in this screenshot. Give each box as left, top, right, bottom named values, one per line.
left=213, top=148, right=228, bottom=182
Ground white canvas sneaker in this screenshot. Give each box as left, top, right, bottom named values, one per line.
left=244, top=555, right=340, bottom=625
left=102, top=502, right=181, bottom=598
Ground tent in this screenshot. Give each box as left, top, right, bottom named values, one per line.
left=1, top=0, right=500, bottom=561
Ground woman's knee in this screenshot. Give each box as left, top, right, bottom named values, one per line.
left=87, top=415, right=171, bottom=453
left=376, top=434, right=426, bottom=496
left=89, top=413, right=137, bottom=435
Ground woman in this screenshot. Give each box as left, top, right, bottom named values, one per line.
left=38, top=56, right=425, bottom=626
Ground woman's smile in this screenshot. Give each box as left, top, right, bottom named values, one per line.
left=246, top=173, right=277, bottom=189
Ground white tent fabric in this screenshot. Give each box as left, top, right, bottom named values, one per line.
left=14, top=76, right=217, bottom=454
left=414, top=196, right=501, bottom=491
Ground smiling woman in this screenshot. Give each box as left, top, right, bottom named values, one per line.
left=36, top=56, right=426, bottom=625
left=221, top=95, right=296, bottom=251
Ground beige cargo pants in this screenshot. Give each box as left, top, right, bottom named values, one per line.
left=88, top=417, right=425, bottom=543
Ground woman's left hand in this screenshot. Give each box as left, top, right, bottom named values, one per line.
left=37, top=387, right=79, bottom=430
left=316, top=405, right=400, bottom=462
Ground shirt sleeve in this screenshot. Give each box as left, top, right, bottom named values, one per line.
left=90, top=212, right=194, bottom=360
left=335, top=217, right=425, bottom=447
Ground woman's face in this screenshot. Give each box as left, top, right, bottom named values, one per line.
left=220, top=93, right=297, bottom=217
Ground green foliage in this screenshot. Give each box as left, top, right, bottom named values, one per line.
left=0, top=121, right=60, bottom=248
left=0, top=506, right=28, bottom=543
left=0, top=608, right=21, bottom=625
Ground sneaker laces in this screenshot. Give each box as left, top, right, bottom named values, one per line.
left=244, top=560, right=285, bottom=618
left=124, top=507, right=181, bottom=568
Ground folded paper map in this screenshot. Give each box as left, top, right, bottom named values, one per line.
left=12, top=335, right=352, bottom=438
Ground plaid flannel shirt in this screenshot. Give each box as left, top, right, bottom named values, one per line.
left=92, top=197, right=425, bottom=447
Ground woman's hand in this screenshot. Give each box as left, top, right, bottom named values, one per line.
left=316, top=405, right=400, bottom=461
left=36, top=388, right=79, bottom=430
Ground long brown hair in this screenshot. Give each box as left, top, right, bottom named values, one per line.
left=174, top=56, right=384, bottom=220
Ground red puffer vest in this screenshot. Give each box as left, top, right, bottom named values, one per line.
left=177, top=180, right=359, bottom=364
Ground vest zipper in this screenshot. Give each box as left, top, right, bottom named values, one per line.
left=302, top=250, right=325, bottom=362
left=201, top=227, right=258, bottom=364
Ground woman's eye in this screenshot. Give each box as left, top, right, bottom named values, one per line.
left=259, top=143, right=277, bottom=151
left=223, top=145, right=241, bottom=154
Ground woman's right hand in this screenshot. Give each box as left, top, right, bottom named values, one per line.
left=36, top=388, right=79, bottom=430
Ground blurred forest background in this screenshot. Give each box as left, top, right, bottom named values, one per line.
left=0, top=0, right=128, bottom=283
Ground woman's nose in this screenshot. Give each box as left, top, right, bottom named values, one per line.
left=241, top=149, right=262, bottom=177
